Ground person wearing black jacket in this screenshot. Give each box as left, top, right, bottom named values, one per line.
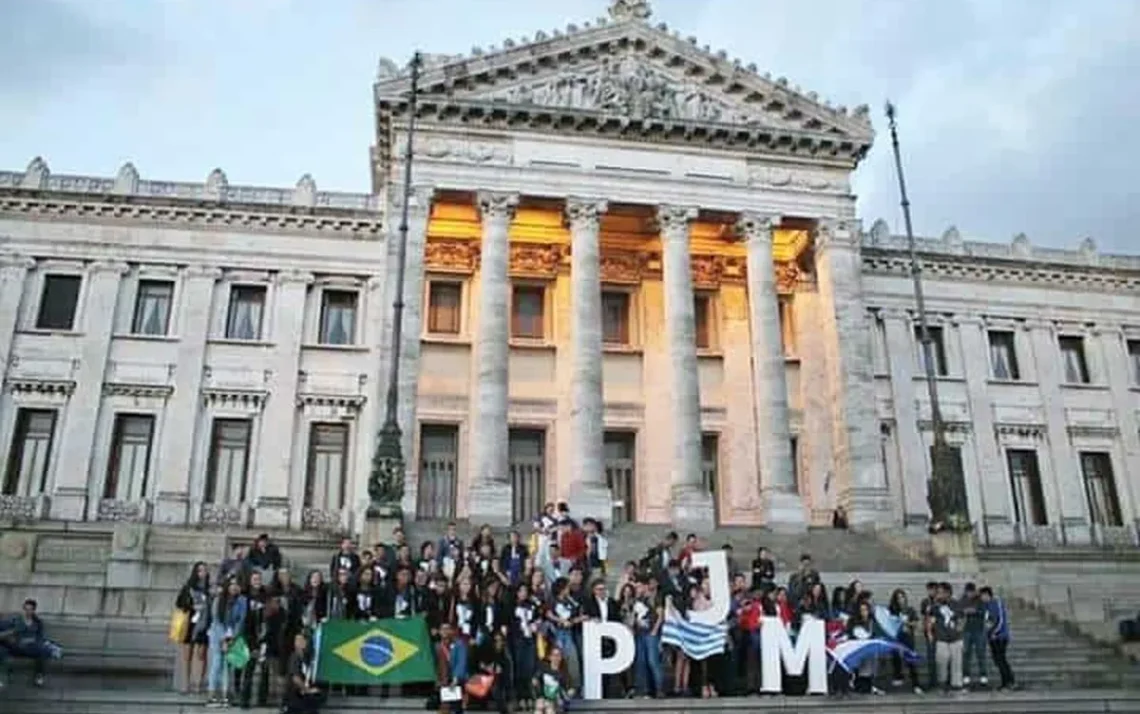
left=271, top=568, right=304, bottom=710
left=473, top=632, right=514, bottom=714
left=174, top=561, right=211, bottom=693
left=478, top=579, right=508, bottom=647
left=239, top=570, right=273, bottom=709
left=582, top=579, right=621, bottom=698
left=350, top=567, right=384, bottom=621
left=387, top=567, right=418, bottom=621
left=301, top=571, right=328, bottom=631
left=328, top=538, right=361, bottom=584
left=247, top=534, right=282, bottom=583
left=499, top=531, right=528, bottom=587
left=750, top=547, right=776, bottom=594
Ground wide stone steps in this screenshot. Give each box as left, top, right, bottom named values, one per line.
left=7, top=680, right=1140, bottom=714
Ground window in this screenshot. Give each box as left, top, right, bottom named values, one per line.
left=104, top=414, right=155, bottom=500
left=3, top=409, right=57, bottom=496
left=131, top=280, right=173, bottom=336
left=693, top=294, right=712, bottom=349
left=417, top=424, right=459, bottom=519
left=601, top=291, right=630, bottom=345
left=1080, top=452, right=1123, bottom=527
left=319, top=290, right=358, bottom=345
left=35, top=274, right=81, bottom=330
left=1128, top=340, right=1140, bottom=385
left=427, top=282, right=462, bottom=335
left=790, top=435, right=800, bottom=494
left=1006, top=449, right=1047, bottom=526
left=988, top=330, right=1020, bottom=380
left=508, top=428, right=546, bottom=523
left=511, top=285, right=546, bottom=339
left=914, top=324, right=948, bottom=376
left=779, top=298, right=797, bottom=356
left=204, top=419, right=252, bottom=504
left=604, top=431, right=637, bottom=524
left=1059, top=336, right=1090, bottom=384
left=225, top=285, right=266, bottom=340
left=304, top=423, right=349, bottom=511
left=700, top=433, right=719, bottom=494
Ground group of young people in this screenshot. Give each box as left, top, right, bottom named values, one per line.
left=170, top=505, right=1019, bottom=712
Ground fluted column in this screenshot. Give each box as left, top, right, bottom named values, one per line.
left=658, top=205, right=715, bottom=529
left=467, top=191, right=518, bottom=525
left=739, top=213, right=805, bottom=528
left=565, top=198, right=612, bottom=523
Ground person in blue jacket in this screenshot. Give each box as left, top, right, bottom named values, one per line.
left=979, top=587, right=1016, bottom=691
left=206, top=577, right=248, bottom=707
left=0, top=598, right=53, bottom=688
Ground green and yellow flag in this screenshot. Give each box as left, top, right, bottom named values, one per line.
left=314, top=616, right=435, bottom=685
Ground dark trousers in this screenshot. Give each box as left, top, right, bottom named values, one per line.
left=924, top=638, right=937, bottom=689
left=892, top=631, right=920, bottom=688
left=989, top=639, right=1015, bottom=688
left=286, top=688, right=326, bottom=714
left=0, top=642, right=49, bottom=676
left=238, top=657, right=274, bottom=707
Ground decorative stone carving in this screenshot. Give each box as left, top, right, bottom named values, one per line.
left=748, top=166, right=847, bottom=192
left=564, top=197, right=608, bottom=231
left=202, top=388, right=268, bottom=411
left=296, top=392, right=366, bottom=413
left=6, top=378, right=76, bottom=396
left=509, top=243, right=566, bottom=278
left=204, top=168, right=228, bottom=199
left=376, top=57, right=400, bottom=80
left=608, top=0, right=652, bottom=21
left=99, top=499, right=150, bottom=524
left=412, top=138, right=512, bottom=166
left=103, top=383, right=174, bottom=399
left=867, top=218, right=891, bottom=245
left=293, top=174, right=317, bottom=207
left=21, top=156, right=49, bottom=189
left=690, top=254, right=724, bottom=288
left=774, top=261, right=801, bottom=294
left=201, top=503, right=248, bottom=527
left=477, top=191, right=519, bottom=220
left=275, top=269, right=315, bottom=285
left=1094, top=525, right=1135, bottom=548
left=114, top=162, right=140, bottom=194
left=302, top=507, right=343, bottom=533
left=0, top=495, right=46, bottom=523
left=424, top=239, right=480, bottom=274
left=598, top=250, right=646, bottom=284
left=721, top=256, right=746, bottom=285
left=1011, top=233, right=1032, bottom=258
left=484, top=56, right=787, bottom=127
left=656, top=205, right=698, bottom=236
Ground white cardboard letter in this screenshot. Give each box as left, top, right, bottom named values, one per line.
left=582, top=621, right=635, bottom=700
left=760, top=615, right=828, bottom=694
left=688, top=550, right=730, bottom=626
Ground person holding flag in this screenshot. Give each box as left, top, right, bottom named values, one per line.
left=886, top=589, right=924, bottom=693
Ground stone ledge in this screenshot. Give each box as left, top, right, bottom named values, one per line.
left=1012, top=595, right=1139, bottom=666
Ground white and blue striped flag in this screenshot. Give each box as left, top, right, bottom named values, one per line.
left=661, top=601, right=727, bottom=661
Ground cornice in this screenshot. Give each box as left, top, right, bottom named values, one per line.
left=103, top=382, right=174, bottom=399
left=6, top=378, right=76, bottom=396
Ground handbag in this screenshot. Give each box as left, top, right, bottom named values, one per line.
left=225, top=635, right=251, bottom=670
left=464, top=673, right=495, bottom=699
left=168, top=609, right=190, bottom=643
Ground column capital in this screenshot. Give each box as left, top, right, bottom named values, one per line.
left=0, top=253, right=35, bottom=270
left=655, top=205, right=698, bottom=238
left=564, top=197, right=608, bottom=231
left=476, top=191, right=519, bottom=221
left=389, top=185, right=435, bottom=218
left=814, top=217, right=861, bottom=252
left=87, top=260, right=130, bottom=276
left=736, top=212, right=782, bottom=244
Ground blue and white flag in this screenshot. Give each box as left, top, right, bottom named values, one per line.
left=828, top=637, right=918, bottom=673
left=873, top=605, right=905, bottom=639
left=661, top=602, right=727, bottom=661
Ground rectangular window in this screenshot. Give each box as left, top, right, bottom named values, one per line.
left=319, top=290, right=358, bottom=345
left=508, top=428, right=546, bottom=523
left=204, top=418, right=252, bottom=504
left=604, top=431, right=637, bottom=524
left=417, top=424, right=459, bottom=519
left=988, top=330, right=1020, bottom=380
left=131, top=280, right=174, bottom=336
left=1006, top=449, right=1048, bottom=526
left=427, top=281, right=462, bottom=335
left=225, top=285, right=266, bottom=340
left=1127, top=340, right=1140, bottom=386
left=700, top=433, right=719, bottom=495
left=511, top=285, right=546, bottom=339
left=304, top=423, right=349, bottom=511
left=693, top=294, right=712, bottom=349
left=1080, top=452, right=1123, bottom=527
left=601, top=291, right=630, bottom=345
left=35, top=274, right=81, bottom=330
left=3, top=409, right=57, bottom=496
left=779, top=298, right=797, bottom=356
left=790, top=435, right=800, bottom=494
left=915, top=324, right=948, bottom=376
left=104, top=414, right=155, bottom=500
left=1059, top=336, right=1090, bottom=384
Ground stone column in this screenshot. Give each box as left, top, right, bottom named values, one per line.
left=657, top=204, right=715, bottom=530
left=253, top=269, right=311, bottom=528
left=0, top=255, right=34, bottom=377
left=1026, top=319, right=1090, bottom=544
left=813, top=220, right=888, bottom=527
left=880, top=309, right=929, bottom=525
left=467, top=191, right=518, bottom=525
left=738, top=213, right=804, bottom=529
left=956, top=314, right=1013, bottom=542
left=565, top=198, right=612, bottom=523
left=154, top=265, right=222, bottom=526
left=393, top=187, right=436, bottom=518
left=50, top=260, right=128, bottom=521
left=1092, top=325, right=1140, bottom=536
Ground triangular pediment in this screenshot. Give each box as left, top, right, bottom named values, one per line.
left=374, top=1, right=873, bottom=159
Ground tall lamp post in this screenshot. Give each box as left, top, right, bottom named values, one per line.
left=369, top=51, right=423, bottom=519
left=884, top=102, right=970, bottom=533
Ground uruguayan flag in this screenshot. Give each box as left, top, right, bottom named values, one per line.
left=828, top=637, right=919, bottom=673
left=661, top=602, right=727, bottom=661
left=873, top=605, right=905, bottom=639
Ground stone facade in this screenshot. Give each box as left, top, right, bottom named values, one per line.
left=0, top=1, right=1137, bottom=545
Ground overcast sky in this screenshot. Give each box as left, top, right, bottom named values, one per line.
left=1, top=0, right=1137, bottom=251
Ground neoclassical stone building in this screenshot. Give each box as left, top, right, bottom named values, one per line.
left=0, top=0, right=1137, bottom=545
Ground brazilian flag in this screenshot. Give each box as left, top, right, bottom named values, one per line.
left=314, top=616, right=435, bottom=685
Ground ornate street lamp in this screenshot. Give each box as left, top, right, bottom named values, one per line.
left=885, top=102, right=971, bottom=533
left=368, top=51, right=422, bottom=518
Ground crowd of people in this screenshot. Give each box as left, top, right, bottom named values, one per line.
left=162, top=501, right=1020, bottom=712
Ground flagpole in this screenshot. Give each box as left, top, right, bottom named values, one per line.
left=309, top=623, right=323, bottom=686
left=884, top=101, right=969, bottom=533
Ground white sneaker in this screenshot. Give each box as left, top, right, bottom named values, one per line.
left=963, top=676, right=971, bottom=685
left=913, top=686, right=925, bottom=695
left=872, top=687, right=885, bottom=696
left=891, top=678, right=905, bottom=687
left=979, top=677, right=989, bottom=686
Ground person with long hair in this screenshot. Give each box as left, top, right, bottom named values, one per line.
left=546, top=577, right=583, bottom=693
left=206, top=577, right=248, bottom=708
left=238, top=570, right=274, bottom=708
left=174, top=561, right=210, bottom=693
left=300, top=571, right=328, bottom=631
left=533, top=646, right=569, bottom=714
left=888, top=588, right=923, bottom=694
left=845, top=600, right=883, bottom=695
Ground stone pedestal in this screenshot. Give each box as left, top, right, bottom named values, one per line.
left=107, top=523, right=149, bottom=589
left=932, top=530, right=979, bottom=574
left=466, top=481, right=514, bottom=527
left=762, top=490, right=808, bottom=533
left=361, top=512, right=402, bottom=550
left=671, top=486, right=716, bottom=533
left=569, top=481, right=613, bottom=528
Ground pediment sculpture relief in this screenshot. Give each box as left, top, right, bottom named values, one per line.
left=482, top=55, right=786, bottom=128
